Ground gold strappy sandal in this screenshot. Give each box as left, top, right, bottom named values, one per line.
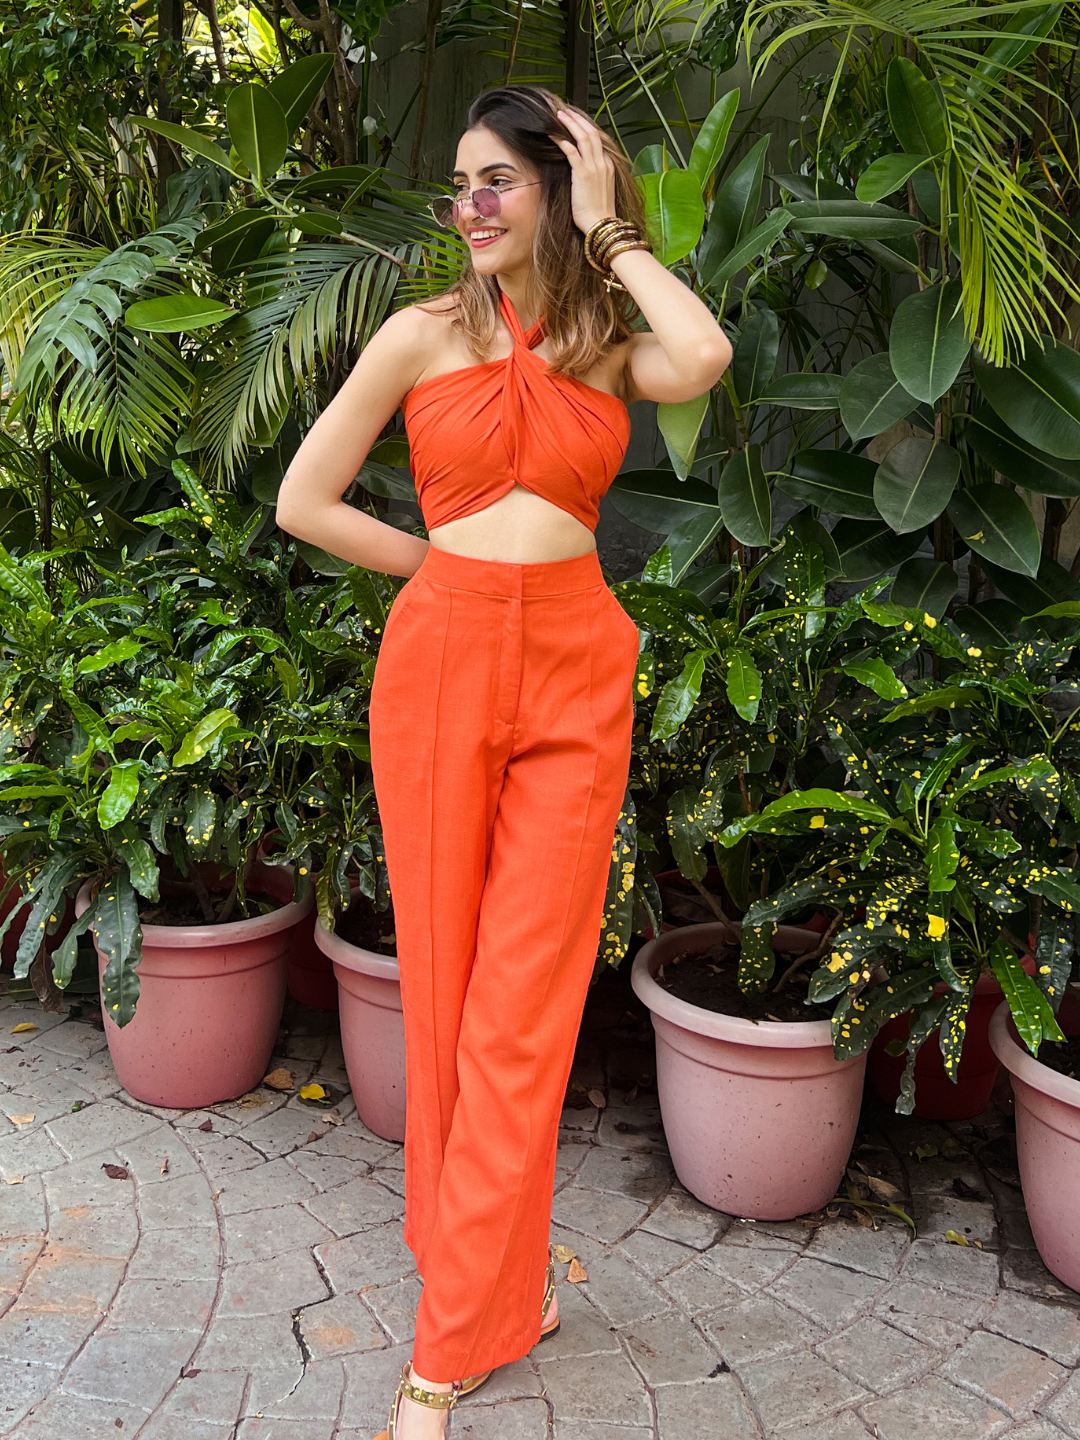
left=374, top=1361, right=492, bottom=1440
left=537, top=1244, right=561, bottom=1342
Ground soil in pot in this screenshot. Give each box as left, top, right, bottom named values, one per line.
left=335, top=895, right=396, bottom=955
left=1036, top=1033, right=1080, bottom=1082
left=138, top=889, right=285, bottom=926
left=656, top=942, right=818, bottom=1024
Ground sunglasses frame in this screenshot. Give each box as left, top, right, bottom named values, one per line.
left=429, top=180, right=541, bottom=229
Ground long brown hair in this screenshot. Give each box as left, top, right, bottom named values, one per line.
left=433, top=85, right=646, bottom=377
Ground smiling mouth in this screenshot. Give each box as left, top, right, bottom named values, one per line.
left=468, top=228, right=507, bottom=245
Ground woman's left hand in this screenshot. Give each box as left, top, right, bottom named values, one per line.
left=553, top=109, right=618, bottom=234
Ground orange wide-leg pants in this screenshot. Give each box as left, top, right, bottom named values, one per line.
left=367, top=542, right=639, bottom=1381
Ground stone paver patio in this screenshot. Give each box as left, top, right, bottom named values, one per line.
left=2, top=963, right=1079, bottom=1440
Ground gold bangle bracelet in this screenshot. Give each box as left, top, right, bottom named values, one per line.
left=584, top=217, right=638, bottom=272
left=603, top=239, right=651, bottom=265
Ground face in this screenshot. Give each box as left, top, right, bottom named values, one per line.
left=450, top=125, right=542, bottom=276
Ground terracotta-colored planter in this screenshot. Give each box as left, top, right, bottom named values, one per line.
left=287, top=913, right=339, bottom=1012
left=990, top=993, right=1080, bottom=1293
left=631, top=920, right=867, bottom=1221
left=76, top=862, right=311, bottom=1109
left=0, top=864, right=75, bottom=975
left=868, top=959, right=1035, bottom=1120
left=314, top=893, right=405, bottom=1142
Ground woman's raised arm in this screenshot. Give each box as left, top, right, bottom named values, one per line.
left=274, top=306, right=433, bottom=577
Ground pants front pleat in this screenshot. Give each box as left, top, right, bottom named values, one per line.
left=367, top=545, right=639, bottom=1380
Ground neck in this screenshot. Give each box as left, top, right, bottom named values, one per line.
left=496, top=270, right=540, bottom=330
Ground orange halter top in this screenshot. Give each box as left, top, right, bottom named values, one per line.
left=400, top=289, right=631, bottom=533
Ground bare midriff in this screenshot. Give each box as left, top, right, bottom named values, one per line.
left=427, top=483, right=598, bottom=564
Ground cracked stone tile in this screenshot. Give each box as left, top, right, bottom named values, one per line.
left=658, top=1255, right=745, bottom=1316
left=469, top=1358, right=544, bottom=1404
left=874, top=1280, right=988, bottom=1349
left=1040, top=1370, right=1080, bottom=1438
left=617, top=1309, right=719, bottom=1385
left=115, top=1128, right=201, bottom=1184
left=555, top=1424, right=651, bottom=1440
left=771, top=1415, right=872, bottom=1440
left=47, top=1202, right=139, bottom=1259
left=138, top=1418, right=234, bottom=1440
left=215, top=1155, right=319, bottom=1215
left=360, top=1275, right=422, bottom=1344
left=700, top=1293, right=826, bottom=1368
left=187, top=1132, right=266, bottom=1183
left=550, top=1185, right=650, bottom=1243
left=640, top=1189, right=729, bottom=1250
left=769, top=1257, right=884, bottom=1328
left=287, top=1149, right=370, bottom=1190
left=917, top=1195, right=999, bottom=1249
left=299, top=1291, right=389, bottom=1358
left=943, top=1330, right=1066, bottom=1418
left=527, top=1283, right=619, bottom=1361
left=52, top=1054, right=122, bottom=1101
left=986, top=1291, right=1080, bottom=1366
left=224, top=1203, right=337, bottom=1265
left=1001, top=1249, right=1080, bottom=1302
left=128, top=1226, right=221, bottom=1281
left=339, top=1347, right=421, bottom=1430
left=0, top=1125, right=66, bottom=1179
left=805, top=1220, right=909, bottom=1280
left=571, top=1245, right=671, bottom=1326
left=247, top=1357, right=345, bottom=1418
left=18, top=1249, right=126, bottom=1315
left=0, top=1009, right=68, bottom=1046
left=699, top=1236, right=799, bottom=1295
left=44, top=1098, right=163, bottom=1159
left=230, top=1105, right=320, bottom=1158
left=654, top=1374, right=757, bottom=1439
left=12, top=1392, right=150, bottom=1439
left=29, top=1024, right=108, bottom=1061
left=596, top=1104, right=666, bottom=1153
left=560, top=1105, right=601, bottom=1135
left=575, top=1146, right=673, bottom=1204
left=138, top=1172, right=216, bottom=1229
left=862, top=1374, right=1011, bottom=1440
left=539, top=1349, right=651, bottom=1424
left=0, top=1303, right=102, bottom=1366
left=372, top=1165, right=405, bottom=1197
left=303, top=1127, right=399, bottom=1168
left=901, top=1239, right=1002, bottom=1298
left=106, top=1277, right=216, bottom=1331
left=999, top=1207, right=1037, bottom=1250
left=1, top=1173, right=46, bottom=1234
left=315, top=1220, right=417, bottom=1291
left=817, top=1317, right=935, bottom=1393
left=161, top=1367, right=249, bottom=1423
left=206, top=1092, right=290, bottom=1129
left=303, top=1173, right=405, bottom=1236
left=0, top=1358, right=58, bottom=1431
left=198, top=1313, right=305, bottom=1373
left=449, top=1398, right=550, bottom=1439
left=0, top=1235, right=44, bottom=1314
left=616, top=1228, right=697, bottom=1280
left=1007, top=1424, right=1074, bottom=1440
left=739, top=1349, right=867, bottom=1432
left=174, top=1110, right=243, bottom=1138
left=3, top=1074, right=98, bottom=1132
left=62, top=1327, right=199, bottom=1408
left=236, top=1422, right=336, bottom=1440
left=219, top=1249, right=329, bottom=1317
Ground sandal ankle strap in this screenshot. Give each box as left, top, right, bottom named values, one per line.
left=400, top=1363, right=463, bottom=1411
left=542, top=1245, right=557, bottom=1314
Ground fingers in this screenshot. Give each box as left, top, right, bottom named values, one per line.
left=551, top=134, right=581, bottom=168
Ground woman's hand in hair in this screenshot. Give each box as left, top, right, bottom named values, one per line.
left=553, top=109, right=618, bottom=233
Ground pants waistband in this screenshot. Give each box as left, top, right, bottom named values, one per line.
left=415, top=543, right=606, bottom=597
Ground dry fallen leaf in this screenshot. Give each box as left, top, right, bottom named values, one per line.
left=234, top=1093, right=267, bottom=1109
left=587, top=1089, right=606, bottom=1109
left=159, top=1158, right=170, bottom=1176
left=866, top=1176, right=902, bottom=1202
left=551, top=1244, right=576, bottom=1264
left=9, top=1114, right=34, bottom=1126
left=854, top=1209, right=875, bottom=1229
left=262, top=1068, right=295, bottom=1092
left=306, top=1131, right=325, bottom=1145
left=4, top=1176, right=24, bottom=1185
left=326, top=1110, right=344, bottom=1126
left=566, top=1258, right=588, bottom=1283
left=101, top=1163, right=130, bottom=1181
left=197, top=1119, right=213, bottom=1133
left=622, top=1085, right=638, bottom=1104
left=10, top=1023, right=37, bottom=1034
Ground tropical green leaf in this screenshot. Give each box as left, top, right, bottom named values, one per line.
left=775, top=450, right=879, bottom=519
left=697, top=135, right=769, bottom=280
left=226, top=84, right=288, bottom=186
left=726, top=648, right=762, bottom=723
left=974, top=340, right=1080, bottom=461
left=733, top=306, right=779, bottom=406
left=125, top=293, right=236, bottom=333
left=889, top=280, right=969, bottom=404
left=752, top=372, right=840, bottom=409
left=841, top=657, right=907, bottom=700
left=889, top=558, right=957, bottom=618
left=658, top=393, right=711, bottom=480
left=98, top=762, right=140, bottom=830
left=652, top=650, right=707, bottom=740
left=266, top=53, right=336, bottom=138
left=964, top=405, right=1080, bottom=498
left=786, top=199, right=922, bottom=240
left=94, top=869, right=143, bottom=1029
left=641, top=168, right=706, bottom=266
left=989, top=939, right=1065, bottom=1055
left=886, top=56, right=949, bottom=156
left=874, top=437, right=960, bottom=533
left=132, top=117, right=243, bottom=177
left=926, top=816, right=960, bottom=892
left=856, top=152, right=935, bottom=203
left=947, top=485, right=1040, bottom=577
left=173, top=708, right=240, bottom=766
left=718, top=446, right=771, bottom=546
left=76, top=638, right=143, bottom=673
left=688, top=89, right=741, bottom=188
left=832, top=520, right=924, bottom=583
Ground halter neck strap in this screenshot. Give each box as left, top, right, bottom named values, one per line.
left=498, top=289, right=545, bottom=351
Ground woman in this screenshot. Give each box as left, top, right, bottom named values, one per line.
left=275, top=84, right=731, bottom=1439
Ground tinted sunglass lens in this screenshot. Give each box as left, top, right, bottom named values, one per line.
left=474, top=188, right=501, bottom=218
left=430, top=198, right=453, bottom=226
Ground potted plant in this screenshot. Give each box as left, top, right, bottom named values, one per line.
left=0, top=461, right=381, bottom=1107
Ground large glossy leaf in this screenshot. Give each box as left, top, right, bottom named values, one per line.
left=703, top=210, right=791, bottom=290
left=967, top=4, right=1064, bottom=100
left=772, top=174, right=851, bottom=202
left=733, top=306, right=778, bottom=406
left=775, top=450, right=880, bottom=519
left=973, top=340, right=1080, bottom=461
left=965, top=405, right=1080, bottom=497
left=856, top=153, right=935, bottom=204
left=641, top=168, right=706, bottom=266
left=874, top=437, right=960, bottom=533
left=839, top=353, right=917, bottom=440
left=726, top=649, right=762, bottom=722
left=94, top=869, right=143, bottom=1029
left=658, top=393, right=710, bottom=480
left=125, top=293, right=236, bottom=333
left=752, top=372, right=840, bottom=409
left=890, top=280, right=969, bottom=404
left=132, top=116, right=243, bottom=177
left=979, top=554, right=1080, bottom=620
left=719, top=446, right=771, bottom=546
left=890, top=558, right=958, bottom=618
left=688, top=89, right=740, bottom=188
left=786, top=200, right=922, bottom=241
left=226, top=84, right=288, bottom=186
left=197, top=211, right=277, bottom=275
left=947, top=485, right=1040, bottom=577
left=784, top=513, right=842, bottom=577
left=832, top=519, right=924, bottom=582
left=886, top=56, right=949, bottom=156
left=98, top=762, right=140, bottom=830
left=608, top=470, right=719, bottom=534
left=696, top=136, right=769, bottom=279
left=665, top=509, right=726, bottom=582
left=266, top=53, right=335, bottom=138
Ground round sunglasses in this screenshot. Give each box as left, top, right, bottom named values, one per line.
left=429, top=180, right=540, bottom=229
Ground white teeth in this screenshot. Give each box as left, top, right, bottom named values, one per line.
left=470, top=230, right=505, bottom=240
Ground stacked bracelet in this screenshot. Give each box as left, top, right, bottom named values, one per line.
left=583, top=217, right=651, bottom=293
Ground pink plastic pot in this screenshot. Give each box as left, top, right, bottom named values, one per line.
left=76, top=862, right=311, bottom=1109
left=0, top=863, right=74, bottom=975
left=314, top=894, right=404, bottom=1142
left=990, top=992, right=1080, bottom=1293
left=868, top=961, right=1035, bottom=1120
left=631, top=921, right=867, bottom=1220
left=287, top=912, right=339, bottom=1012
